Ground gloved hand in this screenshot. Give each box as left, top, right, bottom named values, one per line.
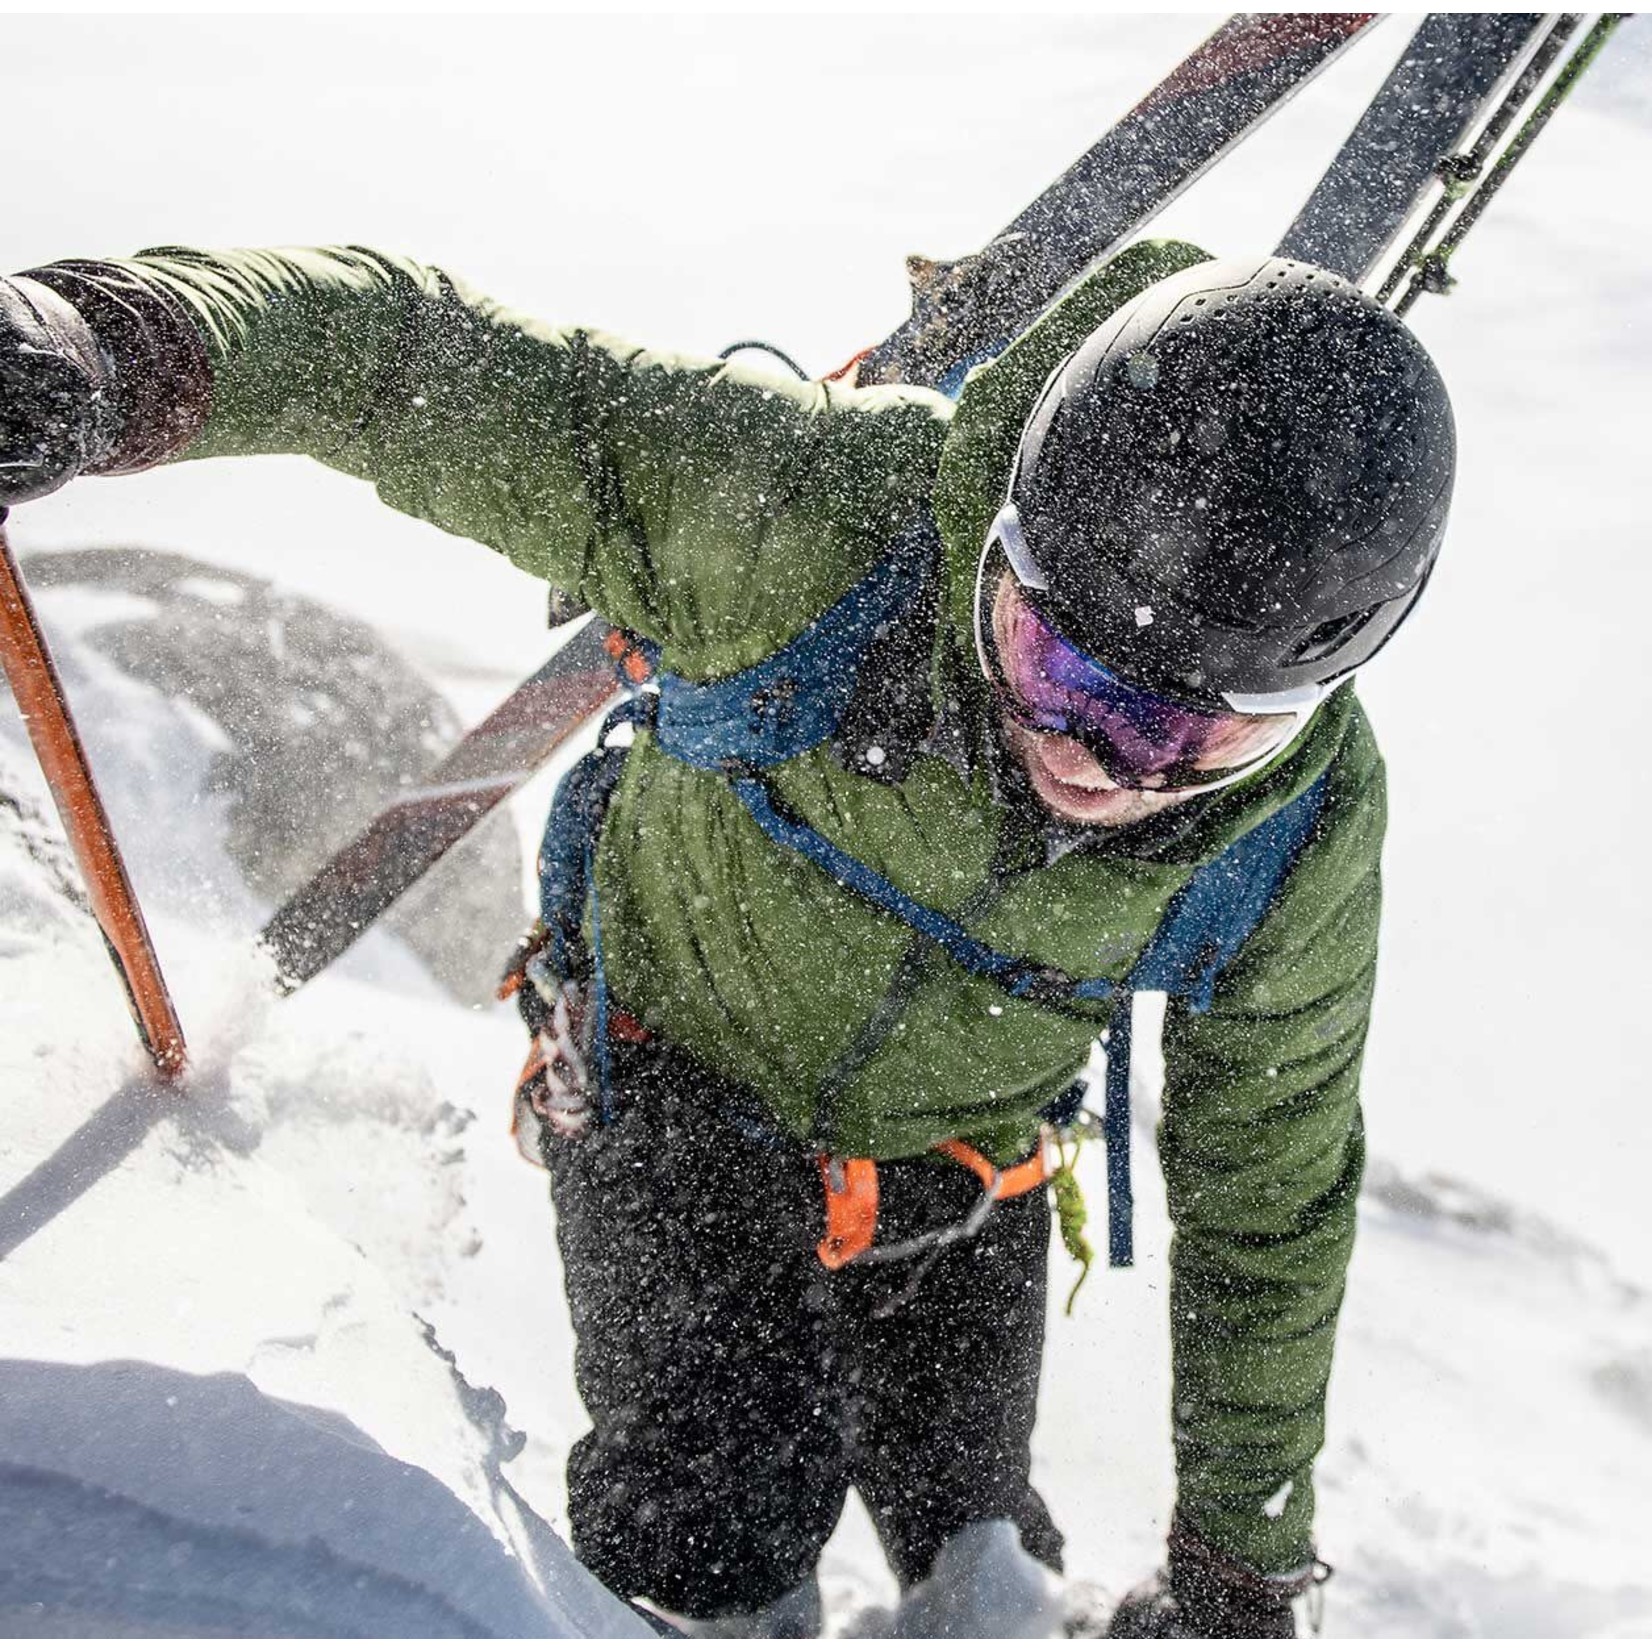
left=0, top=276, right=119, bottom=508
left=1106, top=1516, right=1327, bottom=1639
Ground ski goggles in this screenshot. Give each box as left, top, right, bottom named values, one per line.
left=975, top=505, right=1331, bottom=796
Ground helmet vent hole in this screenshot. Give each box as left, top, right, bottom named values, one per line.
left=1292, top=602, right=1383, bottom=665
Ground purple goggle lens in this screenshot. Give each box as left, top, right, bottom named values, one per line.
left=984, top=576, right=1304, bottom=791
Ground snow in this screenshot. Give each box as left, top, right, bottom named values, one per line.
left=853, top=1517, right=1065, bottom=1639
left=0, top=740, right=647, bottom=1634
left=3, top=11, right=1652, bottom=1638
left=0, top=1358, right=598, bottom=1637
left=1041, top=1042, right=1652, bottom=1636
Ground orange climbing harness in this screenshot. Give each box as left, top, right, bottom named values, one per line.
left=816, top=1133, right=1051, bottom=1270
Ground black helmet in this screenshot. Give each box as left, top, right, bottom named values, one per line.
left=991, top=255, right=1455, bottom=708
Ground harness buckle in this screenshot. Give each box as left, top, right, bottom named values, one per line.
left=602, top=628, right=656, bottom=686
left=748, top=675, right=801, bottom=738
left=1018, top=964, right=1089, bottom=1009
left=814, top=1133, right=1052, bottom=1272
left=817, top=1156, right=879, bottom=1269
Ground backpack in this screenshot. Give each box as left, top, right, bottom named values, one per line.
left=535, top=518, right=1326, bottom=1265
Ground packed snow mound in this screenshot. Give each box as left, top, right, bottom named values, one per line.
left=0, top=1060, right=647, bottom=1635
left=19, top=545, right=526, bottom=1003
left=0, top=1358, right=643, bottom=1637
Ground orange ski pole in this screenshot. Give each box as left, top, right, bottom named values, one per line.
left=0, top=513, right=186, bottom=1077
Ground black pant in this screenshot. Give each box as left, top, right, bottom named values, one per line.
left=544, top=1035, right=1064, bottom=1619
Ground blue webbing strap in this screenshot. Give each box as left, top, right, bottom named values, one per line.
left=1095, top=770, right=1332, bottom=1265
left=538, top=705, right=638, bottom=978
left=586, top=833, right=616, bottom=1126
left=1103, top=997, right=1134, bottom=1267
left=1123, top=771, right=1331, bottom=1009
left=654, top=518, right=936, bottom=770
left=538, top=697, right=653, bottom=1127
left=727, top=775, right=1117, bottom=1010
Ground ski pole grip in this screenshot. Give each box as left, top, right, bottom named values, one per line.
left=0, top=513, right=187, bottom=1077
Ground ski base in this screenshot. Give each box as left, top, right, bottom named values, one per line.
left=259, top=618, right=626, bottom=991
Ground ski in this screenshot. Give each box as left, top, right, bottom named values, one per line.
left=861, top=12, right=1379, bottom=390
left=0, top=516, right=187, bottom=1074
left=1276, top=13, right=1550, bottom=282
left=260, top=621, right=648, bottom=990
left=261, top=13, right=1387, bottom=992
left=1372, top=15, right=1586, bottom=302
left=1383, top=14, right=1626, bottom=315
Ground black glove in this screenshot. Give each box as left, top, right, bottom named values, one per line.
left=1106, top=1516, right=1327, bottom=1639
left=0, top=275, right=119, bottom=507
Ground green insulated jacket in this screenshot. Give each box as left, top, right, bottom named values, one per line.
left=110, top=238, right=1384, bottom=1575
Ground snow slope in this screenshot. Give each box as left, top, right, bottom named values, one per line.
left=0, top=650, right=648, bottom=1633
left=3, top=12, right=1652, bottom=1638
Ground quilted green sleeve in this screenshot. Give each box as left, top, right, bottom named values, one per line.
left=1157, top=703, right=1386, bottom=1575
left=114, top=245, right=948, bottom=672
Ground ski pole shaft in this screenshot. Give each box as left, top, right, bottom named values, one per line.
left=1395, top=13, right=1625, bottom=317
left=0, top=514, right=187, bottom=1077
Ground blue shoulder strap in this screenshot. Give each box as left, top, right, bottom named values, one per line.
left=653, top=517, right=935, bottom=770
left=1124, top=772, right=1330, bottom=1011
left=535, top=700, right=643, bottom=1125
left=537, top=520, right=935, bottom=1125
left=537, top=705, right=637, bottom=979
left=1096, top=769, right=1329, bottom=1265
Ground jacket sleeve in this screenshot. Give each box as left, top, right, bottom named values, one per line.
left=60, top=245, right=947, bottom=672
left=1156, top=710, right=1386, bottom=1576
